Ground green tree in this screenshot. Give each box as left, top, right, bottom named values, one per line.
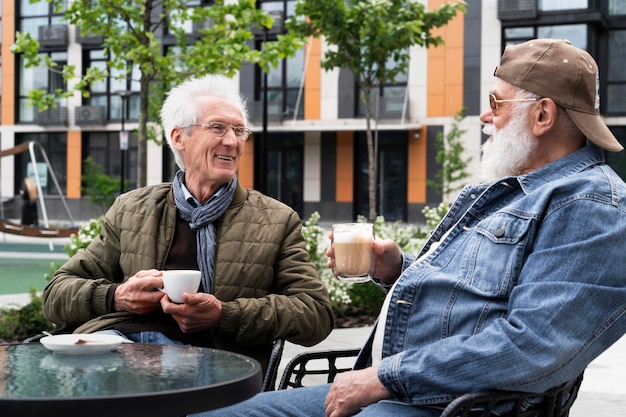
left=427, top=108, right=471, bottom=198
left=12, top=0, right=304, bottom=188
left=81, top=157, right=123, bottom=214
left=287, top=0, right=466, bottom=222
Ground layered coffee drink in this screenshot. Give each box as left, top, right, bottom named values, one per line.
left=331, top=223, right=373, bottom=283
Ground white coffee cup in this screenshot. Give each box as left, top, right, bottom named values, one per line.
left=161, top=270, right=201, bottom=303
left=331, top=223, right=374, bottom=283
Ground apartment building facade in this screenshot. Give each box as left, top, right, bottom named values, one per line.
left=1, top=0, right=625, bottom=225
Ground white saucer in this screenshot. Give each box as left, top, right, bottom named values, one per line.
left=40, top=333, right=125, bottom=355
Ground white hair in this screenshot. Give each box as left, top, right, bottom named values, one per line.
left=160, top=74, right=249, bottom=170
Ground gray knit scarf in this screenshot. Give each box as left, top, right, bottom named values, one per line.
left=172, top=170, right=236, bottom=294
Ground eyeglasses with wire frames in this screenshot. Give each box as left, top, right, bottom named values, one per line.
left=186, top=122, right=251, bottom=141
left=489, top=94, right=540, bottom=114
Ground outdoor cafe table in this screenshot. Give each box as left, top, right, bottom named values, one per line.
left=0, top=342, right=262, bottom=416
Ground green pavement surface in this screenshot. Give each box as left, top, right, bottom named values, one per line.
left=0, top=241, right=68, bottom=295
left=0, top=242, right=67, bottom=254
left=0, top=258, right=57, bottom=295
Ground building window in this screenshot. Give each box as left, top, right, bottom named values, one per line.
left=258, top=47, right=305, bottom=121
left=503, top=27, right=535, bottom=46
left=253, top=0, right=302, bottom=122
left=17, top=0, right=67, bottom=123
left=82, top=132, right=138, bottom=191
left=504, top=24, right=587, bottom=49
left=609, top=0, right=626, bottom=15
left=166, top=0, right=216, bottom=36
left=538, top=0, right=588, bottom=11
left=538, top=24, right=587, bottom=48
left=356, top=54, right=409, bottom=120
left=19, top=0, right=65, bottom=31
left=83, top=49, right=140, bottom=121
left=18, top=52, right=67, bottom=123
left=607, top=31, right=626, bottom=114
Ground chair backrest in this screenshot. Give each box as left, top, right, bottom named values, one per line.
left=261, top=338, right=285, bottom=391
left=439, top=372, right=585, bottom=417
left=277, top=348, right=360, bottom=390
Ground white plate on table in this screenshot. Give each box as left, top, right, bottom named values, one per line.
left=40, top=333, right=125, bottom=355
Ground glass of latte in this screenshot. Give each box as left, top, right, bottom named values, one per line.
left=331, top=223, right=374, bottom=283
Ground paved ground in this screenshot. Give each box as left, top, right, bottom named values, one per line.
left=1, top=231, right=625, bottom=415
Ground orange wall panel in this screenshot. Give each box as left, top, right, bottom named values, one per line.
left=445, top=50, right=464, bottom=84
left=239, top=135, right=255, bottom=189
left=66, top=131, right=82, bottom=198
left=427, top=0, right=465, bottom=117
left=335, top=131, right=354, bottom=202
left=444, top=84, right=463, bottom=114
left=407, top=127, right=428, bottom=204
left=304, top=38, right=322, bottom=120
left=1, top=1, right=16, bottom=125
left=427, top=94, right=446, bottom=117
left=427, top=57, right=446, bottom=95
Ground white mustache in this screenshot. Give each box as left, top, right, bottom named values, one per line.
left=482, top=124, right=495, bottom=136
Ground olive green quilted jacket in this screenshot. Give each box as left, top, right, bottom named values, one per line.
left=42, top=182, right=334, bottom=370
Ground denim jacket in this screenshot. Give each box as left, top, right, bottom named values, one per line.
left=359, top=145, right=626, bottom=406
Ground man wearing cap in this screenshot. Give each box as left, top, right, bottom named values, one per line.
left=195, top=39, right=626, bottom=417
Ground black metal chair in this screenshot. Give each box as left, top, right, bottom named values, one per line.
left=277, top=348, right=361, bottom=389
left=278, top=348, right=584, bottom=417
left=439, top=372, right=584, bottom=417
left=261, top=338, right=286, bottom=391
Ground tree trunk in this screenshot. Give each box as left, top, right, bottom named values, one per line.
left=137, top=76, right=150, bottom=188
left=363, top=87, right=377, bottom=223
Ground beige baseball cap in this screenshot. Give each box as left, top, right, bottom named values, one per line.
left=494, top=38, right=623, bottom=152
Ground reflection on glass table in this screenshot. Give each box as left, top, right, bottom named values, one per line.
left=0, top=343, right=262, bottom=417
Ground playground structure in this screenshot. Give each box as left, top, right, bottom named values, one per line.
left=0, top=141, right=79, bottom=239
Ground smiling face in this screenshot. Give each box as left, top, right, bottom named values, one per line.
left=171, top=96, right=246, bottom=204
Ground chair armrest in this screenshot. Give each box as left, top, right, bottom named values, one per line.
left=262, top=339, right=286, bottom=391
left=278, top=348, right=360, bottom=390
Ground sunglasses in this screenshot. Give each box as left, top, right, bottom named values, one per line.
left=489, top=94, right=539, bottom=114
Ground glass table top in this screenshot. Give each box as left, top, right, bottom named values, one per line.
left=0, top=342, right=260, bottom=399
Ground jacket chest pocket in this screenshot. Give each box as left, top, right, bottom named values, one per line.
left=465, top=213, right=533, bottom=296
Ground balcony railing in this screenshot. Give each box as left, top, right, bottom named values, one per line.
left=38, top=24, right=69, bottom=47
left=75, top=28, right=105, bottom=45
left=75, top=105, right=106, bottom=126
left=497, top=0, right=537, bottom=20
left=34, top=107, right=68, bottom=126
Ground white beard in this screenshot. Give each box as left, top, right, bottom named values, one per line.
left=479, top=109, right=538, bottom=183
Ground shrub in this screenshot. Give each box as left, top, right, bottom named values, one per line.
left=81, top=157, right=124, bottom=215
left=0, top=287, right=56, bottom=341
